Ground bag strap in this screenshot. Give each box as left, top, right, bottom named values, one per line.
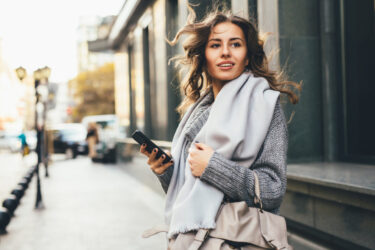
left=187, top=228, right=210, bottom=250
left=253, top=172, right=263, bottom=211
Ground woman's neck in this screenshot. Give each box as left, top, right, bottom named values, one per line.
left=211, top=80, right=226, bottom=99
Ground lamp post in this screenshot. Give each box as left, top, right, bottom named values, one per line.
left=16, top=66, right=50, bottom=209
left=33, top=68, right=45, bottom=209
left=16, top=66, right=51, bottom=209
left=39, top=66, right=51, bottom=178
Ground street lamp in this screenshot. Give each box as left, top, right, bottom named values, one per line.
left=39, top=66, right=51, bottom=178
left=15, top=66, right=51, bottom=209
left=33, top=68, right=45, bottom=209
left=15, top=67, right=27, bottom=81
left=41, top=66, right=51, bottom=80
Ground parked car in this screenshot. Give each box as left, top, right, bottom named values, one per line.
left=0, top=130, right=22, bottom=153
left=48, top=124, right=88, bottom=159
left=82, top=114, right=123, bottom=163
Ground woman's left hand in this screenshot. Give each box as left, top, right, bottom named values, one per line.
left=188, top=142, right=214, bottom=177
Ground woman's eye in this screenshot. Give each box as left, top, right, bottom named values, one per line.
left=210, top=44, right=220, bottom=48
left=231, top=42, right=242, bottom=47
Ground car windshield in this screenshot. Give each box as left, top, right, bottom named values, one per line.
left=62, top=129, right=86, bottom=140
left=53, top=128, right=85, bottom=141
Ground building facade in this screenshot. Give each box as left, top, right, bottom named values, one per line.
left=77, top=15, right=116, bottom=73
left=91, top=0, right=375, bottom=249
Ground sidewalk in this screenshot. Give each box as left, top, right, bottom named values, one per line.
left=0, top=156, right=168, bottom=250
left=0, top=152, right=36, bottom=202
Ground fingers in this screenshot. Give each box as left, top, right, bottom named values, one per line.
left=153, top=160, right=174, bottom=175
left=194, top=142, right=207, bottom=150
left=155, top=153, right=166, bottom=166
left=147, top=148, right=158, bottom=164
left=188, top=154, right=198, bottom=177
left=189, top=163, right=199, bottom=177
left=140, top=143, right=150, bottom=157
left=140, top=145, right=174, bottom=175
left=187, top=154, right=193, bottom=166
left=148, top=148, right=167, bottom=166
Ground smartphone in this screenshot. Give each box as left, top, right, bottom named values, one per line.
left=131, top=130, right=172, bottom=164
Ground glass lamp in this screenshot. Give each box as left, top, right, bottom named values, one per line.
left=15, top=67, right=27, bottom=81
left=33, top=69, right=42, bottom=81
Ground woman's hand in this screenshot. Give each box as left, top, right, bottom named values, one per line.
left=140, top=144, right=173, bottom=175
left=188, top=142, right=214, bottom=177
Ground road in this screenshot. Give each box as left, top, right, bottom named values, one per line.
left=0, top=152, right=168, bottom=250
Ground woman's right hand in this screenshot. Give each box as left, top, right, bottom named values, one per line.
left=140, top=144, right=173, bottom=175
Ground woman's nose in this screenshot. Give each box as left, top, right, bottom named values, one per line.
left=221, top=45, right=230, bottom=57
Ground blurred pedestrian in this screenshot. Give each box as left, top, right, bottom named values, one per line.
left=18, top=130, right=29, bottom=157
left=86, top=122, right=98, bottom=158
left=140, top=6, right=300, bottom=248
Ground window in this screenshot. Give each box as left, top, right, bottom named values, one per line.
left=340, top=0, right=375, bottom=162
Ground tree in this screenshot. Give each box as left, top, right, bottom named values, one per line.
left=69, top=63, right=115, bottom=122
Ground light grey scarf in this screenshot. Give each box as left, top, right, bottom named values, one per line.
left=166, top=72, right=280, bottom=238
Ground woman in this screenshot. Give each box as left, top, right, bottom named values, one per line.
left=140, top=8, right=300, bottom=243
left=86, top=122, right=99, bottom=158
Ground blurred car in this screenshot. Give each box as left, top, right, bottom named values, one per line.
left=0, top=131, right=22, bottom=153
left=48, top=123, right=88, bottom=159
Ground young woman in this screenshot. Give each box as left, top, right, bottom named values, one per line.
left=140, top=8, right=300, bottom=242
left=86, top=122, right=99, bottom=158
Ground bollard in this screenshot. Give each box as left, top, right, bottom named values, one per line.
left=24, top=174, right=33, bottom=183
left=0, top=208, right=11, bottom=234
left=27, top=169, right=35, bottom=176
left=22, top=176, right=31, bottom=184
left=18, top=179, right=29, bottom=190
left=11, top=186, right=25, bottom=201
left=2, top=195, right=19, bottom=216
left=27, top=167, right=36, bottom=176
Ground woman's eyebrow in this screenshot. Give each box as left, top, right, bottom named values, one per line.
left=208, top=37, right=244, bottom=42
left=208, top=38, right=222, bottom=42
left=229, top=37, right=244, bottom=42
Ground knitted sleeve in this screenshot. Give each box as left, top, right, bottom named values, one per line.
left=200, top=101, right=288, bottom=213
left=156, top=164, right=174, bottom=193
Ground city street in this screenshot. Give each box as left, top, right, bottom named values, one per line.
left=0, top=153, right=168, bottom=250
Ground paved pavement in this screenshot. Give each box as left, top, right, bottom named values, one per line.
left=0, top=152, right=36, bottom=202
left=0, top=154, right=168, bottom=250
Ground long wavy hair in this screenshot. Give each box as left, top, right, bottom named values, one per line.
left=168, top=7, right=301, bottom=115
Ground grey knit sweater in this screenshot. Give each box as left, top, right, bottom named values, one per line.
left=156, top=91, right=288, bottom=214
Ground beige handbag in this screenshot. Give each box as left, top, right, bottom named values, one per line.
left=143, top=173, right=292, bottom=250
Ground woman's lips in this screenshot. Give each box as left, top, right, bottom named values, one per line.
left=218, top=62, right=235, bottom=70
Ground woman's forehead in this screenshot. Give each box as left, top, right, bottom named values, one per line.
left=209, top=22, right=245, bottom=39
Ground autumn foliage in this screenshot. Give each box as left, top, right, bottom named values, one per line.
left=69, top=63, right=115, bottom=122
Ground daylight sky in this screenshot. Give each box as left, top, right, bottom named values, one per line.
left=0, top=0, right=124, bottom=83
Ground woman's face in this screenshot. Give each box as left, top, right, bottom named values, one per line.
left=205, top=22, right=249, bottom=85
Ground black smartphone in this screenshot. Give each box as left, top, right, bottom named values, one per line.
left=131, top=130, right=172, bottom=164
